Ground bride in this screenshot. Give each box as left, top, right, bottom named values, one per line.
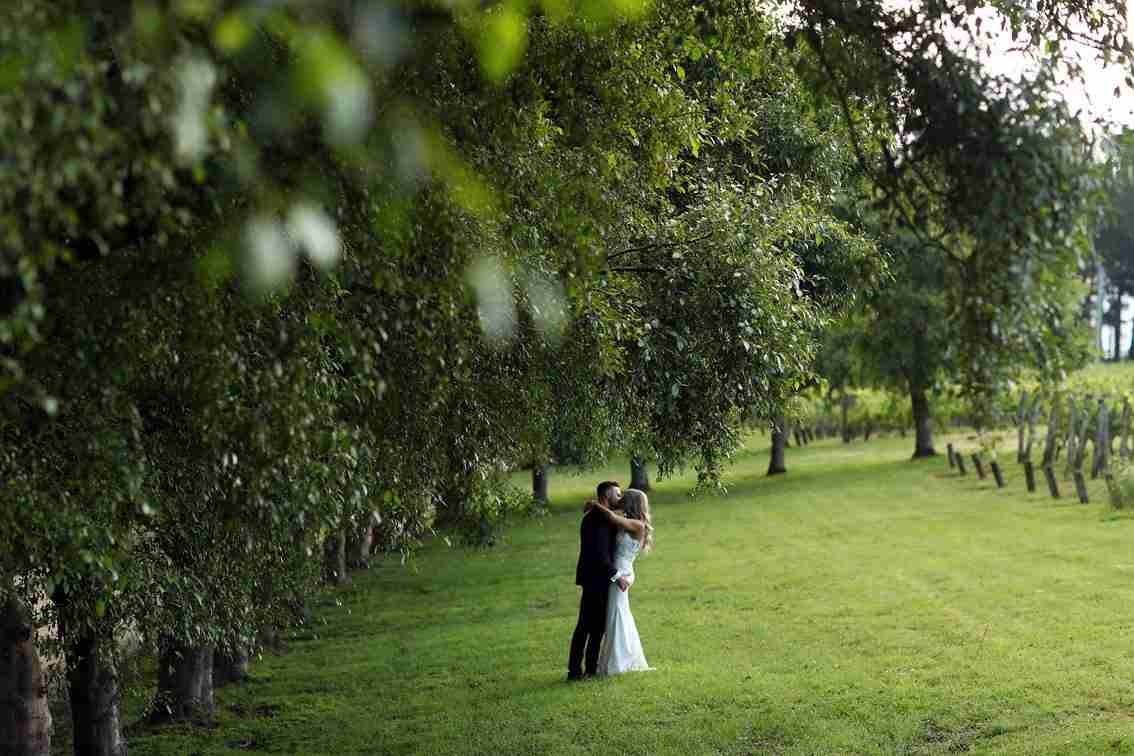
left=590, top=488, right=654, bottom=676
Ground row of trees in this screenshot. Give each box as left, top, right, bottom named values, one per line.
left=807, top=129, right=1134, bottom=463
left=1, top=0, right=1129, bottom=754
left=0, top=2, right=877, bottom=753
left=1096, top=135, right=1134, bottom=359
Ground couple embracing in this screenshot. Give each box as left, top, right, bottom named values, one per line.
left=567, top=480, right=655, bottom=681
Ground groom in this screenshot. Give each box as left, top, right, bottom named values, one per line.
left=567, top=480, right=629, bottom=681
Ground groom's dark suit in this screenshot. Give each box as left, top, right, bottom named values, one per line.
left=568, top=507, right=619, bottom=678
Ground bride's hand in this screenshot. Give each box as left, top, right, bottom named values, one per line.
left=583, top=499, right=596, bottom=512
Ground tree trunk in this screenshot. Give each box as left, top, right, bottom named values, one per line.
left=840, top=397, right=851, bottom=443
left=910, top=381, right=936, bottom=458
left=1128, top=309, right=1134, bottom=359
left=256, top=626, right=284, bottom=654
left=345, top=518, right=371, bottom=570
left=630, top=457, right=651, bottom=491
left=532, top=466, right=549, bottom=503
left=65, top=630, right=126, bottom=756
left=1073, top=470, right=1090, bottom=504
left=1121, top=399, right=1131, bottom=462
left=323, top=527, right=349, bottom=586
left=0, top=595, right=52, bottom=756
left=1024, top=461, right=1036, bottom=492
left=152, top=642, right=214, bottom=723
left=767, top=416, right=787, bottom=476
left=213, top=646, right=249, bottom=687
left=1113, top=289, right=1124, bottom=361
left=53, top=584, right=126, bottom=756
left=990, top=461, right=1004, bottom=488
left=1015, top=390, right=1030, bottom=462
left=1043, top=465, right=1060, bottom=498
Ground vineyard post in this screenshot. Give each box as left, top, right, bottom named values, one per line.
left=1092, top=398, right=1109, bottom=479
left=1023, top=393, right=1041, bottom=462
left=1074, top=398, right=1092, bottom=475
left=1071, top=399, right=1093, bottom=504
left=1063, top=397, right=1080, bottom=481
left=1073, top=471, right=1090, bottom=504
left=1016, top=390, right=1030, bottom=463
left=1040, top=398, right=1061, bottom=499
left=1120, top=398, right=1131, bottom=463
left=990, top=459, right=1005, bottom=488
left=1041, top=398, right=1059, bottom=469
left=1043, top=466, right=1060, bottom=498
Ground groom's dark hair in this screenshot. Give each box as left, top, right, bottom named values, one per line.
left=597, top=481, right=620, bottom=502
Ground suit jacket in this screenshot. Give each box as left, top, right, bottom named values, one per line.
left=575, top=507, right=617, bottom=586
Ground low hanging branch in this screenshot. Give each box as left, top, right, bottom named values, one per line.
left=604, top=266, right=669, bottom=276
left=605, top=232, right=713, bottom=264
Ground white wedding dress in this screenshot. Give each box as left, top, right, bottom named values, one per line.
left=597, top=531, right=653, bottom=676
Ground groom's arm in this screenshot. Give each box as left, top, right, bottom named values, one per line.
left=593, top=520, right=618, bottom=583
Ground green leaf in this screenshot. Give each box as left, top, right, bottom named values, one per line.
left=214, top=12, right=254, bottom=53
left=478, top=7, right=528, bottom=82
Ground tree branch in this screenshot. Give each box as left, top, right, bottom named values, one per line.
left=604, top=266, right=669, bottom=275
left=606, top=232, right=712, bottom=263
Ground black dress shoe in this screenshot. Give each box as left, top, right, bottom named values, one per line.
left=566, top=672, right=583, bottom=682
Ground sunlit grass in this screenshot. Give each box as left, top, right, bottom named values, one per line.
left=127, top=432, right=1134, bottom=755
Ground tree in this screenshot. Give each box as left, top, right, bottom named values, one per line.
left=1096, top=132, right=1134, bottom=359
left=855, top=233, right=950, bottom=458
left=792, top=0, right=1128, bottom=420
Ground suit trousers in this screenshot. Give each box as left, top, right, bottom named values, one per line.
left=568, top=580, right=610, bottom=676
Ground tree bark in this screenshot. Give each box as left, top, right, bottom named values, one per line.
left=1128, top=307, right=1134, bottom=359
left=345, top=518, right=371, bottom=570
left=1113, top=289, right=1124, bottom=361
left=323, top=527, right=349, bottom=586
left=1073, top=470, right=1090, bottom=504
left=1093, top=399, right=1110, bottom=479
left=256, top=626, right=283, bottom=654
left=1015, top=390, right=1030, bottom=462
left=152, top=642, right=214, bottom=723
left=0, top=595, right=52, bottom=756
left=630, top=457, right=651, bottom=491
left=65, top=630, right=126, bottom=756
left=767, top=416, right=787, bottom=476
left=840, top=395, right=851, bottom=443
left=910, top=380, right=936, bottom=458
left=213, top=646, right=249, bottom=687
left=1041, top=399, right=1060, bottom=468
left=1043, top=465, right=1060, bottom=498
left=53, top=584, right=126, bottom=756
left=532, top=466, right=549, bottom=503
left=990, top=461, right=1004, bottom=488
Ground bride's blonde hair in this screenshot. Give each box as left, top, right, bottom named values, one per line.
left=620, top=488, right=653, bottom=552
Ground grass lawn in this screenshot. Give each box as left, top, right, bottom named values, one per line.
left=128, top=432, right=1134, bottom=755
